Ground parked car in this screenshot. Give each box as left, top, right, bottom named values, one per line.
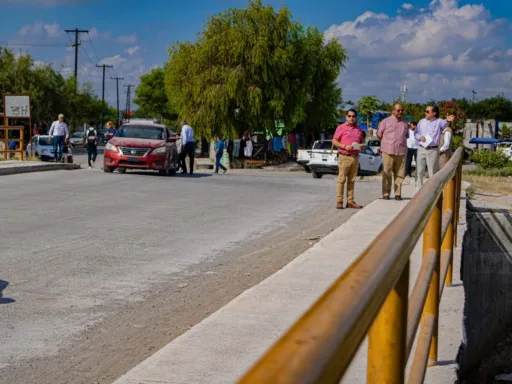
left=308, top=140, right=382, bottom=179
left=365, top=138, right=381, bottom=155
left=26, top=135, right=73, bottom=162
left=103, top=123, right=179, bottom=175
left=68, top=132, right=85, bottom=147
left=296, top=141, right=334, bottom=172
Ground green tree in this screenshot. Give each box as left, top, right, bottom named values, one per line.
left=499, top=123, right=511, bottom=140
left=165, top=0, right=346, bottom=139
left=357, top=95, right=379, bottom=128
left=134, top=66, right=178, bottom=124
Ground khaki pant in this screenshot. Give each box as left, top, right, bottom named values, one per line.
left=382, top=153, right=405, bottom=197
left=337, top=155, right=359, bottom=203
left=439, top=151, right=451, bottom=169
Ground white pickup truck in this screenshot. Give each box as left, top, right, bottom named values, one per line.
left=296, top=141, right=334, bottom=172
left=308, top=140, right=383, bottom=179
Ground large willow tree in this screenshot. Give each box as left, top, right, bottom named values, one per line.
left=165, top=0, right=347, bottom=139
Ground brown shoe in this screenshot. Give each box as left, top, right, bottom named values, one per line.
left=336, top=202, right=344, bottom=210
left=383, top=195, right=390, bottom=200
left=347, top=201, right=363, bottom=209
left=395, top=195, right=402, bottom=201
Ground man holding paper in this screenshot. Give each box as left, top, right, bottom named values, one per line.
left=414, top=105, right=455, bottom=187
left=332, top=109, right=365, bottom=210
left=377, top=103, right=409, bottom=200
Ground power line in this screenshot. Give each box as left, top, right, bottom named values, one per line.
left=96, top=64, right=114, bottom=102
left=64, top=28, right=89, bottom=90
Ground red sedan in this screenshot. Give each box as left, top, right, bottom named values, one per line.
left=103, top=123, right=179, bottom=175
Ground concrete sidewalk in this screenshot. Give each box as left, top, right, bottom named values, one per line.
left=0, top=160, right=79, bottom=175
left=113, top=180, right=466, bottom=384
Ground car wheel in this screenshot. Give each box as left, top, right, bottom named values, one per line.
left=103, top=166, right=114, bottom=173
left=303, top=165, right=311, bottom=173
left=312, top=171, right=323, bottom=179
left=118, top=168, right=126, bottom=174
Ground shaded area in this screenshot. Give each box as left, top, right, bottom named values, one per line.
left=457, top=208, right=512, bottom=383
left=0, top=280, right=15, bottom=304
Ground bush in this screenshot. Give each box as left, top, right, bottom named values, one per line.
left=451, top=135, right=463, bottom=151
left=470, top=149, right=510, bottom=169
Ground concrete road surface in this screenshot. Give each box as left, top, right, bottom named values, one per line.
left=0, top=168, right=380, bottom=384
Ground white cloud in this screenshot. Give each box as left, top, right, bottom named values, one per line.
left=324, top=0, right=512, bottom=102
left=125, top=46, right=140, bottom=56
left=117, top=34, right=137, bottom=44
left=18, top=22, right=62, bottom=37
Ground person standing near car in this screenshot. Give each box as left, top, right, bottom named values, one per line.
left=406, top=121, right=419, bottom=178
left=49, top=114, right=69, bottom=163
left=83, top=125, right=99, bottom=169
left=377, top=103, right=409, bottom=200
left=179, top=120, right=195, bottom=175
left=332, top=109, right=365, bottom=210
left=414, top=106, right=455, bottom=187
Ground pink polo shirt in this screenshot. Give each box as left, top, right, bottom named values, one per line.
left=333, top=122, right=363, bottom=155
left=377, top=116, right=409, bottom=156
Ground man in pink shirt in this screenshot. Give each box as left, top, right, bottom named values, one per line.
left=377, top=103, right=409, bottom=200
left=332, top=109, right=365, bottom=210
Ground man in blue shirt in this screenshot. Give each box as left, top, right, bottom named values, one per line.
left=214, top=136, right=228, bottom=174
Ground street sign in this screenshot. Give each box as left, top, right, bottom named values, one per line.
left=4, top=95, right=31, bottom=118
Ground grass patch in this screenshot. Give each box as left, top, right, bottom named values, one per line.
left=464, top=166, right=512, bottom=177
left=463, top=174, right=512, bottom=196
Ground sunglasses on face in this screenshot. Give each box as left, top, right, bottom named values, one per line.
left=425, top=110, right=431, bottom=113
left=347, top=115, right=356, bottom=118
left=395, top=109, right=403, bottom=112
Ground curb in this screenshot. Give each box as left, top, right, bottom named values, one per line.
left=0, top=163, right=81, bottom=176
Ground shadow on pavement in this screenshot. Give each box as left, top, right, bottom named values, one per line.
left=0, top=280, right=15, bottom=304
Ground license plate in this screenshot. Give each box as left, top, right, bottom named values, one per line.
left=126, top=157, right=139, bottom=162
left=322, top=154, right=328, bottom=159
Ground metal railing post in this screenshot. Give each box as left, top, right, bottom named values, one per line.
left=453, top=160, right=462, bottom=244
left=422, top=197, right=442, bottom=366
left=367, top=262, right=409, bottom=383
left=442, top=176, right=455, bottom=287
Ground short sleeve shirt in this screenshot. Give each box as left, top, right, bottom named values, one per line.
left=377, top=116, right=409, bottom=156
left=333, top=122, right=363, bottom=155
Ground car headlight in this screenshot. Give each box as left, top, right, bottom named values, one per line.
left=152, top=146, right=167, bottom=155
left=105, top=142, right=118, bottom=152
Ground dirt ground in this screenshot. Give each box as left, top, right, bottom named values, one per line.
left=0, top=203, right=357, bottom=384
left=463, top=174, right=512, bottom=209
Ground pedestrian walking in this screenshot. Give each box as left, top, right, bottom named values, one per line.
left=439, top=124, right=453, bottom=169
left=179, top=120, right=195, bottom=175
left=406, top=121, right=419, bottom=178
left=377, top=103, right=409, bottom=200
left=214, top=136, right=228, bottom=174
left=83, top=125, right=99, bottom=169
left=414, top=106, right=455, bottom=187
left=49, top=114, right=69, bottom=163
left=332, top=109, right=365, bottom=210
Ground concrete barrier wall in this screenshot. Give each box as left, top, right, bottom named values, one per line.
left=458, top=209, right=512, bottom=381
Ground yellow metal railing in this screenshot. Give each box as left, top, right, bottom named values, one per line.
left=238, top=147, right=463, bottom=384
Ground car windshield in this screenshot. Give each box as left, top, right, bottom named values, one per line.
left=367, top=140, right=380, bottom=146
left=313, top=141, right=332, bottom=150
left=39, top=137, right=52, bottom=146
left=116, top=125, right=164, bottom=140
left=71, top=132, right=83, bottom=138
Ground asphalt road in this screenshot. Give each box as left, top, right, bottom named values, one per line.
left=0, top=167, right=381, bottom=383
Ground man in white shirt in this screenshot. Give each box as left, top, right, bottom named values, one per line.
left=179, top=120, right=195, bottom=175
left=48, top=113, right=69, bottom=163
left=439, top=125, right=453, bottom=169
left=406, top=121, right=419, bottom=178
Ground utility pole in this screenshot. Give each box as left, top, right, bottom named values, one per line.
left=124, top=85, right=135, bottom=123
left=64, top=28, right=88, bottom=90
left=111, top=76, right=124, bottom=127
left=400, top=79, right=408, bottom=103
left=96, top=64, right=114, bottom=101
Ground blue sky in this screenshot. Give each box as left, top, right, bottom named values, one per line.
left=1, top=0, right=511, bottom=108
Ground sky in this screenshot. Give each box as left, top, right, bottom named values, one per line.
left=0, top=0, right=511, bottom=110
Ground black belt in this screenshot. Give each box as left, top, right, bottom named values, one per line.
left=424, top=146, right=438, bottom=149
left=339, top=152, right=358, bottom=157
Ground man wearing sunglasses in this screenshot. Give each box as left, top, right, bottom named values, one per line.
left=414, top=106, right=455, bottom=187
left=332, top=109, right=365, bottom=210
left=377, top=103, right=409, bottom=200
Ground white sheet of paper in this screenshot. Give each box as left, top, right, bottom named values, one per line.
left=351, top=142, right=363, bottom=150
left=419, top=134, right=433, bottom=148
